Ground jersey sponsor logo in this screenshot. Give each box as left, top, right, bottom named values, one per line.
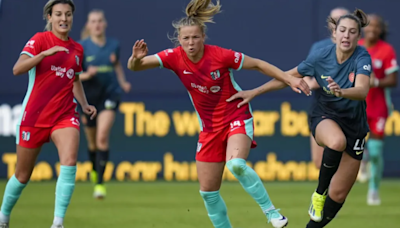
left=373, top=59, right=382, bottom=69
left=234, top=52, right=241, bottom=64
left=320, top=75, right=330, bottom=79
left=210, top=70, right=220, bottom=80
left=183, top=70, right=193, bottom=74
left=348, top=72, right=355, bottom=83
left=363, top=64, right=372, bottom=72
left=22, top=131, right=30, bottom=141
left=75, top=55, right=80, bottom=66
left=25, top=40, right=35, bottom=49
left=51, top=65, right=67, bottom=78
left=191, top=83, right=209, bottom=94
left=66, top=69, right=74, bottom=79
left=210, top=86, right=221, bottom=93
left=164, top=49, right=174, bottom=56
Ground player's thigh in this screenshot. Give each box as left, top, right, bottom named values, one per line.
left=51, top=119, right=80, bottom=166
left=226, top=119, right=256, bottom=161
left=314, top=119, right=346, bottom=151
left=197, top=161, right=226, bottom=191
left=310, top=135, right=323, bottom=169
left=329, top=152, right=360, bottom=203
left=96, top=109, right=116, bottom=148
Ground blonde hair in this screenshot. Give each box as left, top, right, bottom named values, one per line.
left=43, top=0, right=75, bottom=31
left=169, top=0, right=222, bottom=46
left=328, top=8, right=369, bottom=34
left=80, top=9, right=106, bottom=40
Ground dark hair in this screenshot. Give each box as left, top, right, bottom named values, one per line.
left=369, top=14, right=388, bottom=41
left=327, top=8, right=369, bottom=34
left=43, top=0, right=76, bottom=31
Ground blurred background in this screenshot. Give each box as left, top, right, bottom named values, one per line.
left=0, top=0, right=399, bottom=227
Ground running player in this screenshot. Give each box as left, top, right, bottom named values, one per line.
left=228, top=9, right=371, bottom=228
left=307, top=7, right=350, bottom=170
left=0, top=1, right=96, bottom=228
left=359, top=14, right=398, bottom=205
left=79, top=9, right=131, bottom=199
left=127, top=1, right=310, bottom=227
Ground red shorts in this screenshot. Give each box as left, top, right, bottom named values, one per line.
left=367, top=117, right=386, bottom=138
left=196, top=119, right=257, bottom=162
left=17, top=117, right=80, bottom=149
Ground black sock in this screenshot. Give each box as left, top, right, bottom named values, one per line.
left=88, top=150, right=97, bottom=172
left=96, top=150, right=109, bottom=184
left=306, top=195, right=344, bottom=228
left=316, top=147, right=342, bottom=195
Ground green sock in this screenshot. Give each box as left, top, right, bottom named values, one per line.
left=0, top=175, right=26, bottom=218
left=367, top=139, right=384, bottom=191
left=55, top=166, right=76, bottom=219
left=200, top=191, right=232, bottom=228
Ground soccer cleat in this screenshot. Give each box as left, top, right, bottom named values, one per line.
left=90, top=170, right=98, bottom=184
left=308, top=191, right=326, bottom=222
left=0, top=223, right=9, bottom=228
left=50, top=225, right=64, bottom=228
left=367, top=190, right=381, bottom=206
left=265, top=209, right=288, bottom=228
left=93, top=184, right=106, bottom=199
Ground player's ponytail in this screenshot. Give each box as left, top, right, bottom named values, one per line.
left=353, top=9, right=369, bottom=28
left=43, top=0, right=75, bottom=31
left=169, top=0, right=222, bottom=46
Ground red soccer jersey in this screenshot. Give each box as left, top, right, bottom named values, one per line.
left=19, top=31, right=83, bottom=128
left=155, top=45, right=253, bottom=132
left=358, top=39, right=399, bottom=118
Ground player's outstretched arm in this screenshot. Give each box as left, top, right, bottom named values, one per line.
left=127, top=40, right=160, bottom=71
left=331, top=74, right=370, bottom=100
left=241, top=56, right=311, bottom=95
left=13, top=46, right=69, bottom=76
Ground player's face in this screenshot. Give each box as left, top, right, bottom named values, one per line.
left=87, top=12, right=107, bottom=37
left=334, top=18, right=360, bottom=53
left=363, top=16, right=381, bottom=42
left=48, top=4, right=73, bottom=34
left=178, top=25, right=205, bottom=58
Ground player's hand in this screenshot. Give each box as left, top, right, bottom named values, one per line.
left=87, top=66, right=97, bottom=77
left=131, top=39, right=148, bottom=60
left=226, top=89, right=257, bottom=108
left=82, top=104, right=97, bottom=120
left=287, top=76, right=312, bottom=96
left=42, top=46, right=69, bottom=57
left=327, top=77, right=342, bottom=97
left=370, top=72, right=379, bottom=87
left=121, top=81, right=131, bottom=93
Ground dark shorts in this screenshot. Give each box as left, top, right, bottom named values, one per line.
left=309, top=116, right=368, bottom=160
left=79, top=92, right=120, bottom=127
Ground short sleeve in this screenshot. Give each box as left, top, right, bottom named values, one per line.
left=297, top=51, right=318, bottom=77
left=21, top=33, right=44, bottom=57
left=219, top=47, right=244, bottom=71
left=154, top=48, right=178, bottom=70
left=383, top=45, right=399, bottom=75
left=356, top=51, right=372, bottom=77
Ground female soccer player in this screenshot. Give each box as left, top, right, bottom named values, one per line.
left=228, top=9, right=371, bottom=228
left=0, top=1, right=96, bottom=227
left=358, top=14, right=398, bottom=205
left=127, top=1, right=310, bottom=227
left=79, top=9, right=131, bottom=199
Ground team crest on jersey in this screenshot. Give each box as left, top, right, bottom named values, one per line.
left=75, top=55, right=79, bottom=66
left=210, top=70, right=220, bottom=80
left=348, top=72, right=355, bottom=83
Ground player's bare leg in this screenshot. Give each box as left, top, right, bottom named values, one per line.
left=310, top=135, right=323, bottom=169
left=51, top=128, right=79, bottom=227
left=0, top=146, right=41, bottom=227
left=82, top=114, right=98, bottom=184
left=225, top=134, right=288, bottom=228
left=197, top=161, right=231, bottom=228
left=93, top=110, right=115, bottom=199
left=306, top=152, right=360, bottom=227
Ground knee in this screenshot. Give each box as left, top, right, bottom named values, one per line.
left=328, top=188, right=347, bottom=203
left=226, top=158, right=247, bottom=176
left=88, top=142, right=97, bottom=151
left=60, top=155, right=77, bottom=166
left=96, top=133, right=109, bottom=150
left=326, top=137, right=347, bottom=152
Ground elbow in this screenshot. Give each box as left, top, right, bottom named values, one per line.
left=13, top=66, right=23, bottom=76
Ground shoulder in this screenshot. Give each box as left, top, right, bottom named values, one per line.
left=355, top=46, right=371, bottom=59
left=378, top=40, right=396, bottom=53
left=29, top=31, right=48, bottom=41
left=78, top=38, right=90, bottom=46
left=70, top=39, right=84, bottom=55
left=309, top=43, right=334, bottom=61
left=310, top=38, right=332, bottom=52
